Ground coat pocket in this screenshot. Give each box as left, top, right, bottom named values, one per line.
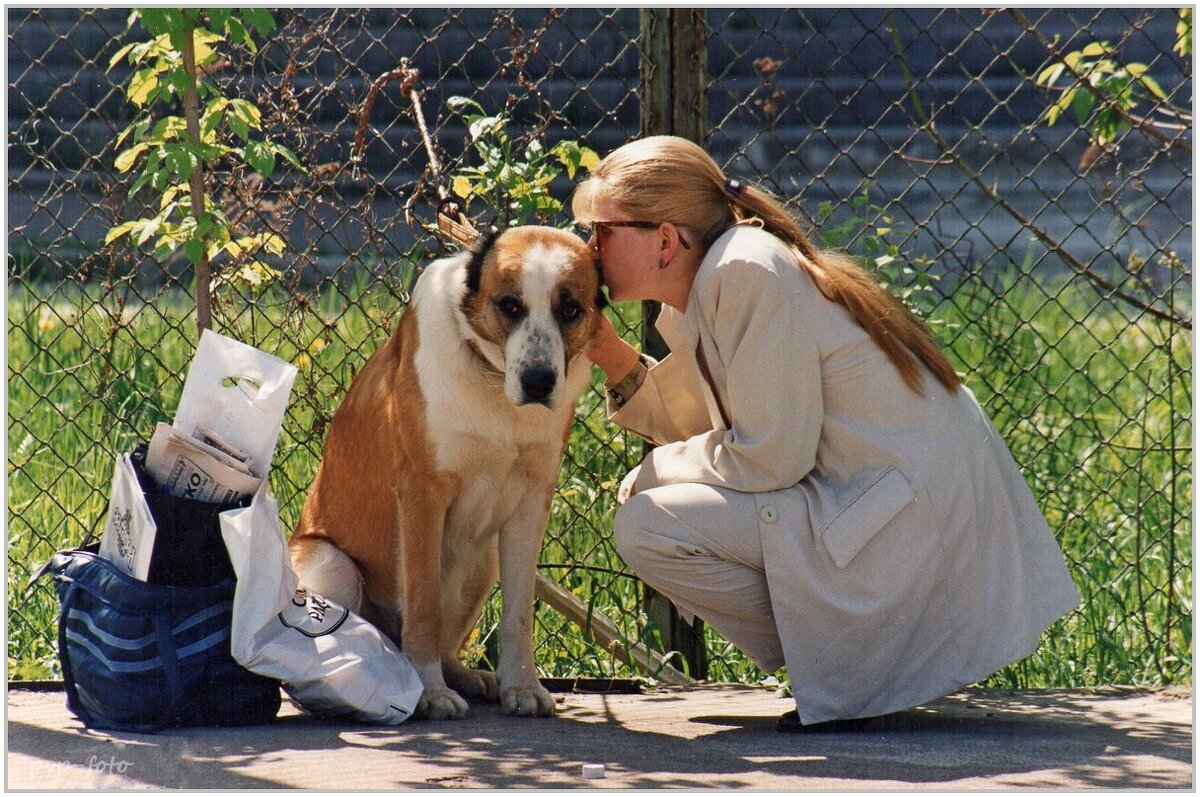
left=819, top=468, right=915, bottom=569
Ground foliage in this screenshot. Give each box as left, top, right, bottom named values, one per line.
left=1034, top=10, right=1190, bottom=150
left=446, top=96, right=599, bottom=227
left=105, top=9, right=303, bottom=289
left=1175, top=8, right=1192, bottom=57
left=814, top=186, right=940, bottom=317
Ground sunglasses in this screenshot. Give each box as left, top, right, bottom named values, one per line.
left=584, top=220, right=692, bottom=249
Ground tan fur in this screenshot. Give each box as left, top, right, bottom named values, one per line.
left=290, top=226, right=600, bottom=720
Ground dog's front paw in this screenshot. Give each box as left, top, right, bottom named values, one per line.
left=444, top=661, right=499, bottom=702
left=417, top=686, right=470, bottom=720
left=499, top=682, right=555, bottom=717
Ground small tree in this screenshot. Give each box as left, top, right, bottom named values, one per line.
left=105, top=9, right=303, bottom=334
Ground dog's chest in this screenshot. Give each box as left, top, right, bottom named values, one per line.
left=440, top=436, right=556, bottom=540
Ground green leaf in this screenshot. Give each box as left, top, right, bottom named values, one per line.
left=184, top=236, right=205, bottom=265
left=114, top=143, right=148, bottom=173
left=578, top=147, right=599, bottom=173
left=1081, top=41, right=1111, bottom=57
left=223, top=15, right=251, bottom=48
left=244, top=140, right=275, bottom=178
left=1046, top=88, right=1076, bottom=126
left=227, top=99, right=262, bottom=141
left=469, top=115, right=504, bottom=141
left=447, top=95, right=484, bottom=115
left=1176, top=8, right=1192, bottom=57
left=164, top=145, right=197, bottom=180
left=138, top=9, right=175, bottom=36
left=1071, top=88, right=1095, bottom=124
left=270, top=142, right=306, bottom=172
left=127, top=67, right=160, bottom=107
left=207, top=9, right=232, bottom=34
left=1129, top=68, right=1168, bottom=102
left=134, top=216, right=162, bottom=246
left=104, top=221, right=140, bottom=245
left=115, top=117, right=149, bottom=150
left=201, top=97, right=229, bottom=140
left=107, top=42, right=137, bottom=71
left=240, top=8, right=276, bottom=36
left=166, top=67, right=190, bottom=99
left=1036, top=62, right=1065, bottom=88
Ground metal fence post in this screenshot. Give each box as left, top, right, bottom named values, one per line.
left=636, top=8, right=709, bottom=680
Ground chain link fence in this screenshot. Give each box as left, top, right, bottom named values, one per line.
left=9, top=9, right=1191, bottom=688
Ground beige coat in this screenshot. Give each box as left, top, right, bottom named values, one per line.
left=611, top=225, right=1080, bottom=722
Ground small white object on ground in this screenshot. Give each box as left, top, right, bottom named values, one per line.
left=582, top=763, right=606, bottom=779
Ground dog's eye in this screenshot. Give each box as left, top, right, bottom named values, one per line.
left=557, top=299, right=583, bottom=324
left=495, top=296, right=526, bottom=321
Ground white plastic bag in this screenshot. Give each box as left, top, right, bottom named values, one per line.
left=97, top=453, right=159, bottom=580
left=173, top=329, right=297, bottom=476
left=220, top=485, right=424, bottom=724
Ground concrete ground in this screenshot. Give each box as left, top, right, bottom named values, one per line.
left=6, top=684, right=1193, bottom=789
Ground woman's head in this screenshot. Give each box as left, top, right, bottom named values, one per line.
left=572, top=136, right=735, bottom=251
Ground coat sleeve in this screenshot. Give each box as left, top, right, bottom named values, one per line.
left=635, top=259, right=823, bottom=493
left=607, top=352, right=714, bottom=446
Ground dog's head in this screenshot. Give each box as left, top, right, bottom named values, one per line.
left=460, top=226, right=606, bottom=410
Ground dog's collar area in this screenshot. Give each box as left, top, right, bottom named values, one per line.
left=463, top=338, right=504, bottom=379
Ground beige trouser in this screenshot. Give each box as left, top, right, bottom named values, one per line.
left=613, top=478, right=787, bottom=673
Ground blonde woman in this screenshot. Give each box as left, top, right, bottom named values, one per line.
left=576, top=136, right=1079, bottom=732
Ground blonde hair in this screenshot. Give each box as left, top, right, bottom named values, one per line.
left=572, top=135, right=960, bottom=395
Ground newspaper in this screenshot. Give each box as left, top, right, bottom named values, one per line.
left=145, top=422, right=262, bottom=503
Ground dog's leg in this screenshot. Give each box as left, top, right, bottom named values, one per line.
left=398, top=487, right=470, bottom=720
left=441, top=538, right=500, bottom=702
left=496, top=490, right=556, bottom=717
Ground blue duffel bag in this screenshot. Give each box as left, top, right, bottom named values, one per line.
left=42, top=544, right=281, bottom=733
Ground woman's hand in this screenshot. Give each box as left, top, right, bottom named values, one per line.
left=617, top=466, right=641, bottom=505
left=587, top=313, right=641, bottom=386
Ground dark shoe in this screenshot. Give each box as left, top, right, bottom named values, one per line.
left=776, top=709, right=874, bottom=733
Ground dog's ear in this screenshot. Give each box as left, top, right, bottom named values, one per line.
left=593, top=259, right=609, bottom=309
left=464, top=225, right=501, bottom=295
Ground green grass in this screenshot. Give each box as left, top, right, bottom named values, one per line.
left=7, top=272, right=1192, bottom=688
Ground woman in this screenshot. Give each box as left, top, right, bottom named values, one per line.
left=576, top=136, right=1080, bottom=731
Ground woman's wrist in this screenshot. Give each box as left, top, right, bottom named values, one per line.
left=588, top=325, right=642, bottom=385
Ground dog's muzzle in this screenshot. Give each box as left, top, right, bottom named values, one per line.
left=519, top=365, right=557, bottom=406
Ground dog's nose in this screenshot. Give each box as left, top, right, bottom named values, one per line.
left=520, top=366, right=556, bottom=404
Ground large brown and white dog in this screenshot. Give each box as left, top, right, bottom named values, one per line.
left=289, top=226, right=603, bottom=720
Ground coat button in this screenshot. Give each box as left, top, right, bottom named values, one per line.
left=759, top=505, right=779, bottom=524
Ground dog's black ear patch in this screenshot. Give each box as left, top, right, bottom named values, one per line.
left=464, top=225, right=501, bottom=295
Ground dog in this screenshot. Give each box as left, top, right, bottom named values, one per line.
left=289, top=226, right=604, bottom=720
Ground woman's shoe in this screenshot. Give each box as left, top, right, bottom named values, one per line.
left=776, top=709, right=874, bottom=733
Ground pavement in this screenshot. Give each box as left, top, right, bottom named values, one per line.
left=6, top=684, right=1193, bottom=789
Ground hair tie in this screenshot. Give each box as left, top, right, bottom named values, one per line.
left=723, top=178, right=745, bottom=201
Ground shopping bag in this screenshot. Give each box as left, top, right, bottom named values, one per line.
left=43, top=544, right=281, bottom=733
left=220, top=485, right=424, bottom=724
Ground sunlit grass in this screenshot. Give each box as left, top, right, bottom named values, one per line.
left=8, top=272, right=1191, bottom=688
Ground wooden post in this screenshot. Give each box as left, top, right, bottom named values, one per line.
left=636, top=8, right=709, bottom=681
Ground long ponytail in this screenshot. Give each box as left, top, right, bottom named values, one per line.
left=573, top=135, right=961, bottom=396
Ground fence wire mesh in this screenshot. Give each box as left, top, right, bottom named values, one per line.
left=8, top=8, right=1191, bottom=688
